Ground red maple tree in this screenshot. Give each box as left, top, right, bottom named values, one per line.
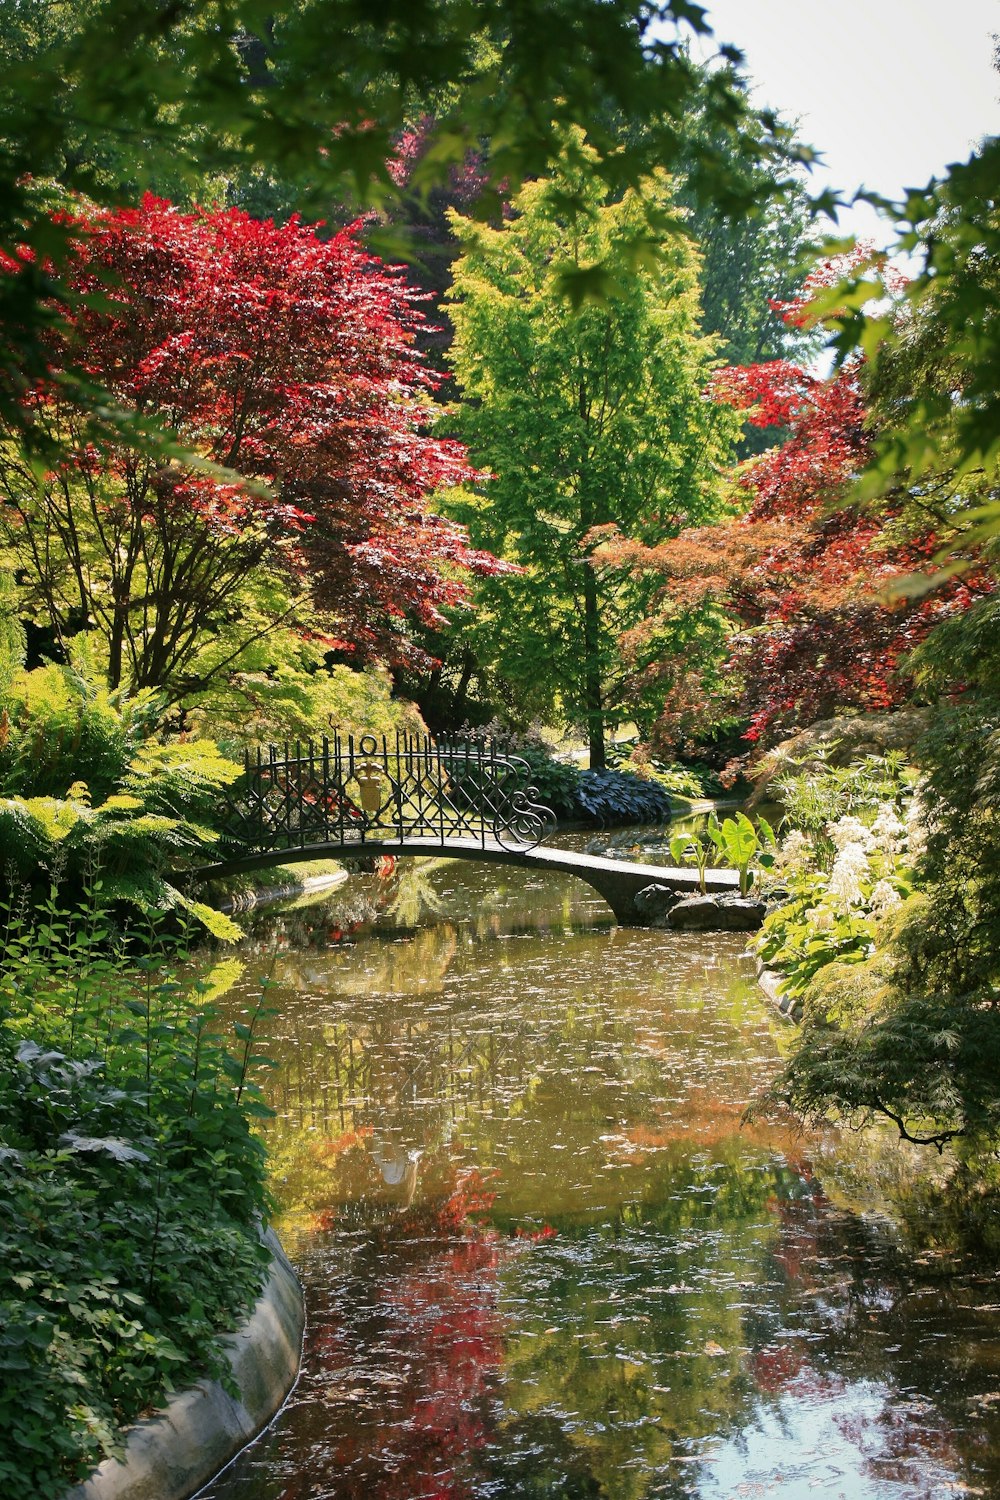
left=2, top=196, right=504, bottom=695
left=601, top=258, right=988, bottom=758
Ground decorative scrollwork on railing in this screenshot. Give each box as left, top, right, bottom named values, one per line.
left=219, top=732, right=557, bottom=858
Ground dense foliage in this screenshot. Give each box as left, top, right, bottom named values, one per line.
left=449, top=726, right=673, bottom=827
left=599, top=258, right=991, bottom=762
left=757, top=599, right=1000, bottom=1152
left=446, top=137, right=736, bottom=766
left=0, top=1, right=802, bottom=457
left=0, top=895, right=273, bottom=1498
left=822, top=150, right=1000, bottom=557
left=573, top=769, right=672, bottom=827
left=0, top=8, right=998, bottom=1480
left=0, top=660, right=244, bottom=940
left=0, top=198, right=504, bottom=702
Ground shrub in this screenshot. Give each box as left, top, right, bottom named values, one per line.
left=606, top=743, right=715, bottom=800
left=0, top=659, right=161, bottom=802
left=187, top=644, right=425, bottom=752
left=450, top=723, right=673, bottom=826
left=501, top=744, right=582, bottom=820
left=755, top=801, right=916, bottom=997
left=0, top=739, right=245, bottom=941
left=771, top=749, right=915, bottom=866
left=0, top=893, right=273, bottom=1498
left=574, top=768, right=671, bottom=826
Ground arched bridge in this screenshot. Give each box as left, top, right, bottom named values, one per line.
left=197, top=732, right=738, bottom=924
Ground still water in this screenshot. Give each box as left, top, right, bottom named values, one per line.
left=199, top=850, right=1000, bottom=1500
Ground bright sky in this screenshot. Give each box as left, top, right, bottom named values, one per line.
left=689, top=0, right=1000, bottom=245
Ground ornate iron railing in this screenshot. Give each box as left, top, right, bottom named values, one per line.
left=220, top=732, right=556, bottom=857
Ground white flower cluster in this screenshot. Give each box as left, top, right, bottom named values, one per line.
left=778, top=828, right=813, bottom=871
left=827, top=838, right=870, bottom=910
left=803, top=903, right=835, bottom=931
left=870, top=803, right=905, bottom=854
left=869, top=878, right=902, bottom=917
left=827, top=815, right=875, bottom=853
left=904, top=793, right=928, bottom=861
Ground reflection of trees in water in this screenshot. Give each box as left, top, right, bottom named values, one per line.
left=197, top=909, right=1000, bottom=1500
left=488, top=1156, right=792, bottom=1498
left=477, top=1158, right=1000, bottom=1499
left=199, top=1161, right=514, bottom=1500
left=263, top=984, right=556, bottom=1225
left=259, top=971, right=729, bottom=1235
left=225, top=925, right=781, bottom=1246
left=749, top=1194, right=1000, bottom=1493
left=382, top=858, right=452, bottom=927
left=236, top=885, right=381, bottom=953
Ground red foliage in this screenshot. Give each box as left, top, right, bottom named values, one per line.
left=606, top=298, right=989, bottom=755
left=299, top=1165, right=509, bottom=1500
left=38, top=196, right=507, bottom=673
left=388, top=117, right=491, bottom=209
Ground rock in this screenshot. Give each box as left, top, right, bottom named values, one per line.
left=716, top=895, right=767, bottom=930
left=667, top=895, right=766, bottom=932
left=634, top=883, right=682, bottom=925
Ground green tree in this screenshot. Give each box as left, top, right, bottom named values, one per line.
left=0, top=1, right=800, bottom=458
left=675, top=70, right=821, bottom=371
left=446, top=139, right=735, bottom=766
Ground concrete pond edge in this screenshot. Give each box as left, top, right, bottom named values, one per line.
left=215, top=867, right=348, bottom=914
left=756, top=964, right=803, bottom=1021
left=65, top=1227, right=305, bottom=1500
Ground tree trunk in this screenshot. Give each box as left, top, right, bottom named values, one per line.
left=582, top=562, right=605, bottom=770
left=452, top=646, right=476, bottom=723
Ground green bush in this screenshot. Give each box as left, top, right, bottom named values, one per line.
left=760, top=602, right=1000, bottom=1151
left=574, top=768, right=671, bottom=825
left=0, top=893, right=273, bottom=1499
left=771, top=749, right=915, bottom=867
left=0, top=661, right=162, bottom=802
left=501, top=743, right=582, bottom=820
left=0, top=738, right=245, bottom=941
left=451, top=725, right=673, bottom=825
left=187, top=641, right=425, bottom=752
left=753, top=758, right=918, bottom=998
left=606, top=743, right=715, bottom=800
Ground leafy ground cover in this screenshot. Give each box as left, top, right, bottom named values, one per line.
left=0, top=889, right=275, bottom=1500
left=753, top=752, right=917, bottom=999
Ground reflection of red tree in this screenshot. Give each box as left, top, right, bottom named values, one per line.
left=747, top=1181, right=833, bottom=1406
left=291, top=1168, right=510, bottom=1500
left=750, top=1341, right=809, bottom=1393
left=320, top=1126, right=375, bottom=1160
left=764, top=1179, right=827, bottom=1290
left=836, top=1403, right=962, bottom=1496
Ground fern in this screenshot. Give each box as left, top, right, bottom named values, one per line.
left=0, top=743, right=241, bottom=941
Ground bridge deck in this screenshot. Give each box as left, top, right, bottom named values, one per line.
left=196, top=837, right=739, bottom=924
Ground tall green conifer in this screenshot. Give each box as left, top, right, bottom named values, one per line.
left=446, top=136, right=735, bottom=765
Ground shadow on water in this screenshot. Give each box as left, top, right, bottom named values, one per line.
left=196, top=846, right=1000, bottom=1500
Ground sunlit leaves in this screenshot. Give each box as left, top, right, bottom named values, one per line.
left=0, top=0, right=799, bottom=453
left=810, top=138, right=1000, bottom=573
left=0, top=197, right=500, bottom=697
left=445, top=137, right=735, bottom=757
left=601, top=309, right=989, bottom=757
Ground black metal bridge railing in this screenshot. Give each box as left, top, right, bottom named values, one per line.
left=220, top=732, right=556, bottom=858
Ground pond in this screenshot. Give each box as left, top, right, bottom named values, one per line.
left=197, top=845, right=1000, bottom=1500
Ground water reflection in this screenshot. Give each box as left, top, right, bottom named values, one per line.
left=198, top=854, right=1000, bottom=1500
